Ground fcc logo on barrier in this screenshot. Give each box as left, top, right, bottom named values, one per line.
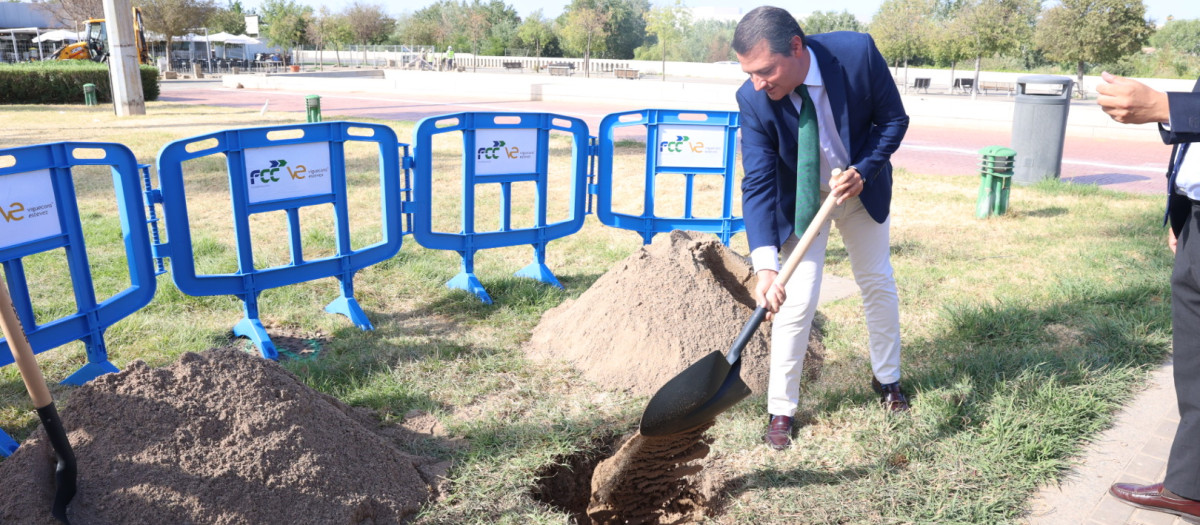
left=1, top=169, right=62, bottom=250
left=243, top=143, right=333, bottom=204
left=474, top=129, right=537, bottom=176
left=657, top=125, right=726, bottom=169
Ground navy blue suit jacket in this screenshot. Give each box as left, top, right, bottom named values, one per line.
left=736, top=31, right=909, bottom=251
left=1163, top=77, right=1200, bottom=236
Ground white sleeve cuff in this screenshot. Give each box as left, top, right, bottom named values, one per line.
left=750, top=245, right=780, bottom=273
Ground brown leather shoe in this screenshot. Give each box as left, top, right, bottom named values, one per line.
left=872, top=377, right=910, bottom=412
left=1110, top=482, right=1200, bottom=520
left=763, top=415, right=792, bottom=451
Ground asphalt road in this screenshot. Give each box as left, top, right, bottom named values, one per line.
left=160, top=79, right=1172, bottom=196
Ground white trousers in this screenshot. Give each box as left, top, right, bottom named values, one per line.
left=767, top=195, right=902, bottom=417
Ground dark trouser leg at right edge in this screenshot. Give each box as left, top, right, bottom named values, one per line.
left=1168, top=204, right=1200, bottom=500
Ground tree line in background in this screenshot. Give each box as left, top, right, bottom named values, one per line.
left=43, top=0, right=1200, bottom=80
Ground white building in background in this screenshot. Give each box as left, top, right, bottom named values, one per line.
left=0, top=2, right=70, bottom=62
left=688, top=6, right=744, bottom=23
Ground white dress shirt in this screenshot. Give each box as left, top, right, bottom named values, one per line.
left=750, top=47, right=851, bottom=273
left=1174, top=142, right=1200, bottom=200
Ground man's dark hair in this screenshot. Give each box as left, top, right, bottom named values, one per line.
left=732, top=6, right=806, bottom=56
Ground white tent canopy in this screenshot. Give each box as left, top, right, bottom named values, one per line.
left=208, top=32, right=260, bottom=45
left=31, top=29, right=82, bottom=43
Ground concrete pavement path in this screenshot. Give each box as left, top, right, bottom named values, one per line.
left=1025, top=362, right=1183, bottom=525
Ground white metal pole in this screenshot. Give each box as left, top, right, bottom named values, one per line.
left=101, top=0, right=146, bottom=115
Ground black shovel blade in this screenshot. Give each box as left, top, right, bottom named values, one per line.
left=639, top=351, right=752, bottom=436
left=37, top=403, right=76, bottom=524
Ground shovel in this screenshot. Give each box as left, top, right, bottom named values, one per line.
left=640, top=175, right=842, bottom=437
left=0, top=277, right=77, bottom=523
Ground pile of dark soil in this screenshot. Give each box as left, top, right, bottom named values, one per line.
left=0, top=348, right=447, bottom=524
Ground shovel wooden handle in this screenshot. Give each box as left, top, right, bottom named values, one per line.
left=775, top=168, right=844, bottom=289
left=0, top=276, right=53, bottom=409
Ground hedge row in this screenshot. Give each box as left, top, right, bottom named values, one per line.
left=0, top=61, right=159, bottom=105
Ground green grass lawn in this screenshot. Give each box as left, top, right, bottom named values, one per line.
left=0, top=102, right=1175, bottom=524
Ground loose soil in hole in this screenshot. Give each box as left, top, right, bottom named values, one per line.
left=0, top=348, right=449, bottom=524
left=532, top=424, right=725, bottom=525
left=588, top=423, right=716, bottom=524
left=527, top=231, right=828, bottom=523
left=525, top=230, right=825, bottom=397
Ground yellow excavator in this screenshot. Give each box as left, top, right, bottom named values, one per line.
left=50, top=8, right=151, bottom=64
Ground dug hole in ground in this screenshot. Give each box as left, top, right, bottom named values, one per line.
left=526, top=230, right=826, bottom=523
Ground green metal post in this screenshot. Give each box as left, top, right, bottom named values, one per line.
left=305, top=95, right=321, bottom=123
left=977, top=146, right=1016, bottom=218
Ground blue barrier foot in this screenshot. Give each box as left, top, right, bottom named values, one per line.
left=0, top=429, right=19, bottom=457
left=325, top=295, right=375, bottom=330
left=514, top=262, right=563, bottom=289
left=61, top=360, right=121, bottom=386
left=233, top=317, right=280, bottom=360
left=446, top=272, right=492, bottom=304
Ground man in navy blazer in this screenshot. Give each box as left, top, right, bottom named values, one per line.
left=1099, top=72, right=1200, bottom=521
left=733, top=6, right=910, bottom=450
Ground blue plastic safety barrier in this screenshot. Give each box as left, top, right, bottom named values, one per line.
left=595, top=109, right=744, bottom=244
left=0, top=141, right=158, bottom=455
left=154, top=121, right=404, bottom=359
left=410, top=112, right=590, bottom=304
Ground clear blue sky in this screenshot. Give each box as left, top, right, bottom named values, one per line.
left=247, top=0, right=1200, bottom=26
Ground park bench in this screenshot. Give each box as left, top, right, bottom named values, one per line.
left=953, top=78, right=975, bottom=94
left=614, top=68, right=639, bottom=80
left=978, top=80, right=1016, bottom=95
left=502, top=61, right=523, bottom=71
left=911, top=77, right=930, bottom=93
left=548, top=62, right=575, bottom=76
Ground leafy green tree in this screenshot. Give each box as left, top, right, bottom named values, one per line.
left=517, top=9, right=554, bottom=59
left=1035, top=0, right=1153, bottom=89
left=803, top=10, right=862, bottom=34
left=642, top=0, right=690, bottom=78
left=344, top=3, right=394, bottom=45
left=259, top=0, right=313, bottom=49
left=871, top=0, right=936, bottom=82
left=461, top=0, right=491, bottom=71
left=140, top=0, right=217, bottom=68
left=397, top=1, right=455, bottom=48
left=682, top=19, right=736, bottom=62
left=601, top=0, right=649, bottom=59
left=560, top=4, right=610, bottom=75
left=954, top=0, right=1034, bottom=95
left=928, top=1, right=971, bottom=79
left=477, top=0, right=520, bottom=55
left=207, top=0, right=248, bottom=35
left=1151, top=18, right=1200, bottom=55
left=307, top=6, right=350, bottom=66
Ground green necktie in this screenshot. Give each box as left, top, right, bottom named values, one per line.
left=794, top=84, right=820, bottom=234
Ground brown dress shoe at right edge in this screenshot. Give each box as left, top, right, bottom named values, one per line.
left=1110, top=482, right=1200, bottom=521
left=764, top=415, right=793, bottom=451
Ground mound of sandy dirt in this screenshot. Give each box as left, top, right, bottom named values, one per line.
left=0, top=348, right=447, bottom=524
left=526, top=230, right=824, bottom=397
